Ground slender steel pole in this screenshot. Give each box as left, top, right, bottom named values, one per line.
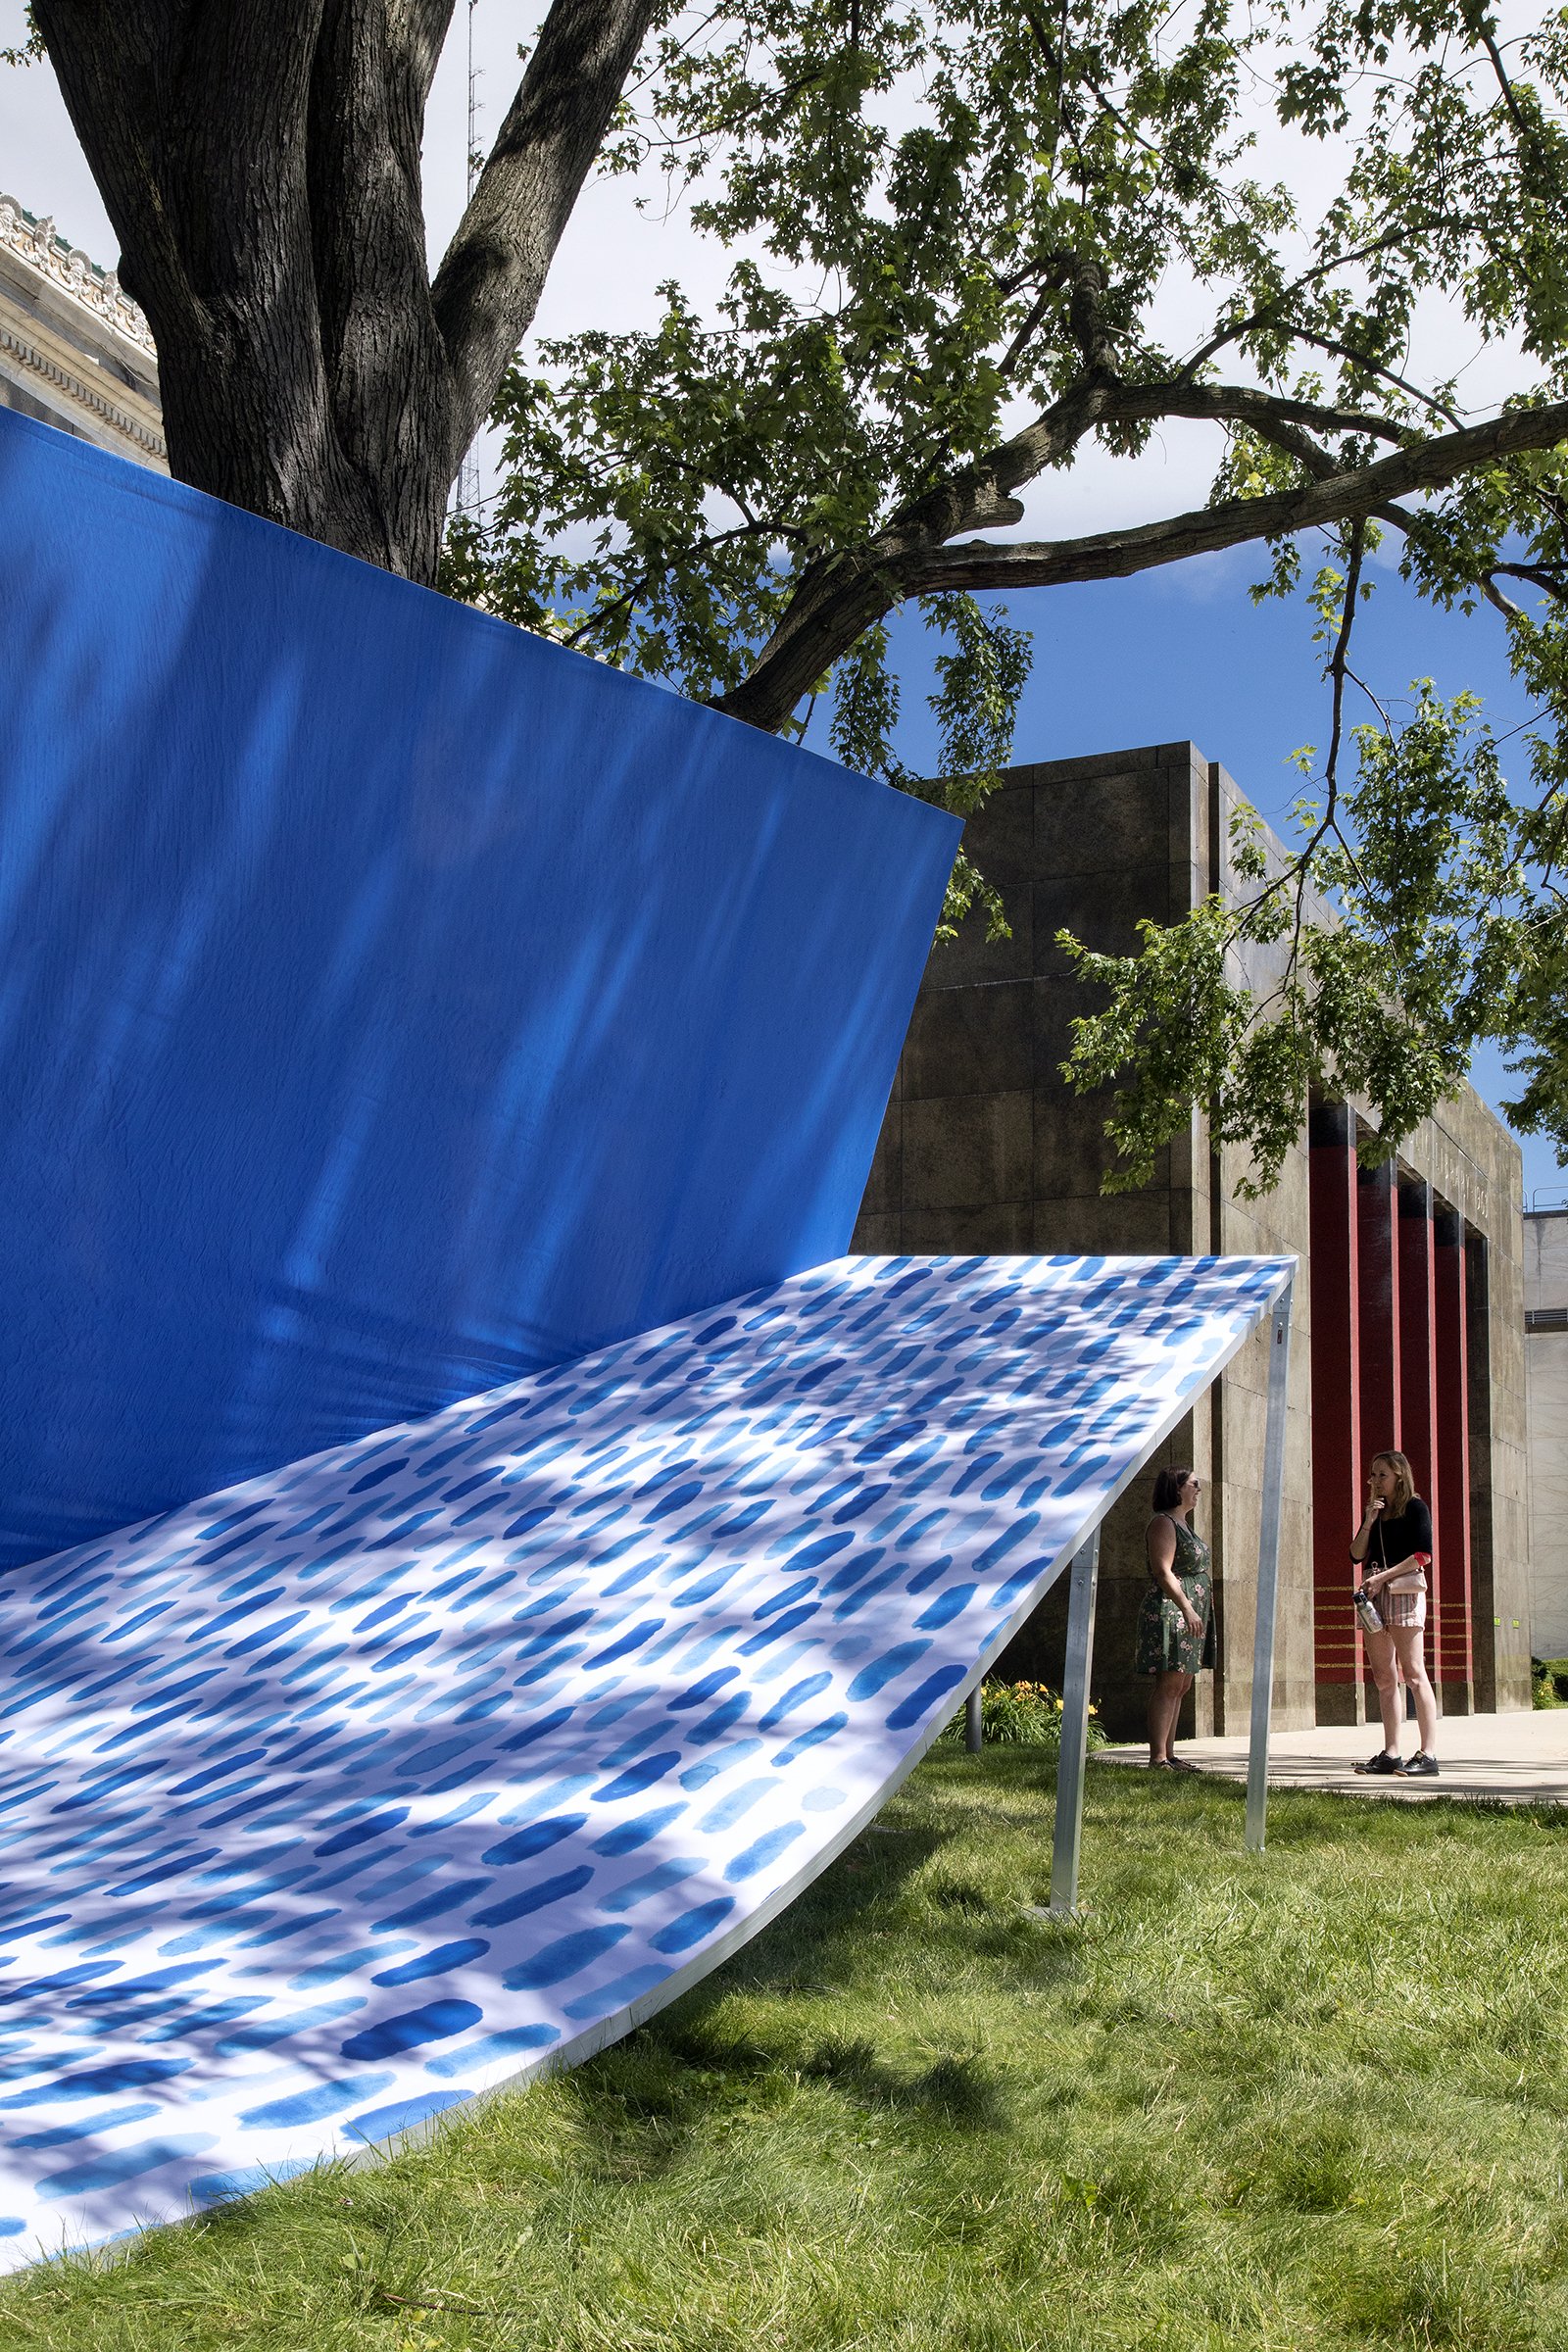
left=965, top=1686, right=984, bottom=1752
left=1245, top=1274, right=1295, bottom=1853
left=1049, top=1527, right=1102, bottom=1916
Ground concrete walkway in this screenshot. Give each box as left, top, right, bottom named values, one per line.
left=1098, top=1707, right=1568, bottom=1803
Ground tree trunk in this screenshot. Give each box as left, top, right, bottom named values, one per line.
left=34, top=0, right=659, bottom=585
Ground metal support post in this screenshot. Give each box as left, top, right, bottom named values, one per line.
left=1246, top=1274, right=1295, bottom=1853
left=965, top=1686, right=984, bottom=1752
left=1049, top=1527, right=1102, bottom=1916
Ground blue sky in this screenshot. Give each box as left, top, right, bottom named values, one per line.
left=874, top=549, right=1566, bottom=1206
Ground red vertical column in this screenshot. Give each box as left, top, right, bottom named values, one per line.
left=1357, top=1159, right=1401, bottom=1450
left=1309, top=1102, right=1363, bottom=1719
left=1356, top=1159, right=1399, bottom=1712
left=1434, top=1207, right=1475, bottom=1707
left=1397, top=1179, right=1442, bottom=1686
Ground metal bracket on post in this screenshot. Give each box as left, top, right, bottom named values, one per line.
left=965, top=1685, right=984, bottom=1753
left=1049, top=1527, right=1102, bottom=1917
left=1245, top=1272, right=1295, bottom=1853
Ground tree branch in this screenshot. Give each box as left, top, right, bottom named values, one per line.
left=1475, top=21, right=1536, bottom=149
left=1320, top=519, right=1366, bottom=829
left=902, top=400, right=1568, bottom=596
left=1238, top=407, right=1528, bottom=621
left=1178, top=221, right=1448, bottom=382
left=1257, top=326, right=1463, bottom=428
left=432, top=0, right=662, bottom=450
left=776, top=372, right=1404, bottom=606
left=1146, top=382, right=1412, bottom=445
left=385, top=0, right=456, bottom=115
left=710, top=378, right=1428, bottom=730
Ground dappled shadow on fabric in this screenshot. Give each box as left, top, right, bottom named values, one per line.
left=0, top=405, right=956, bottom=1572
left=0, top=1250, right=1287, bottom=2269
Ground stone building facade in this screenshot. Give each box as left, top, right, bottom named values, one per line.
left=0, top=193, right=164, bottom=468
left=853, top=741, right=1530, bottom=1737
left=1525, top=1208, right=1568, bottom=1659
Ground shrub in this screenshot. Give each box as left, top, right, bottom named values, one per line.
left=1532, top=1656, right=1568, bottom=1708
left=937, top=1677, right=1106, bottom=1751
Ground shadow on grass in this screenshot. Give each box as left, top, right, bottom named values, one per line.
left=800, top=2038, right=1012, bottom=2131
left=552, top=1749, right=1092, bottom=2167
left=13, top=1743, right=1568, bottom=2352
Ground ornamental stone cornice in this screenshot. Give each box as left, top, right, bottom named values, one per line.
left=0, top=190, right=155, bottom=357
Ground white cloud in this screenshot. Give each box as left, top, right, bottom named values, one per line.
left=0, top=2, right=1544, bottom=532
left=0, top=26, right=115, bottom=252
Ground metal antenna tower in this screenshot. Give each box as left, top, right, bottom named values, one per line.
left=454, top=0, right=483, bottom=520
left=466, top=0, right=481, bottom=202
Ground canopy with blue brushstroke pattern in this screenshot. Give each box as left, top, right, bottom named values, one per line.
left=0, top=1250, right=1290, bottom=2267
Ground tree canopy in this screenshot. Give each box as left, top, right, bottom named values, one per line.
left=13, top=2, right=1568, bottom=1188
left=444, top=0, right=1568, bottom=1187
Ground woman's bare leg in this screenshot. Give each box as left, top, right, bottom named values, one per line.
left=1363, top=1626, right=1403, bottom=1753
left=1393, top=1625, right=1439, bottom=1754
left=1168, top=1669, right=1195, bottom=1754
left=1148, top=1670, right=1189, bottom=1763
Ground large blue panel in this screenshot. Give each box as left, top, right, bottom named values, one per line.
left=0, top=408, right=958, bottom=1570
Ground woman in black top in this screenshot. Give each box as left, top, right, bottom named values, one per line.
left=1349, top=1448, right=1439, bottom=1777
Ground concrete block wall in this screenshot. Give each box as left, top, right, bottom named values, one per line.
left=855, top=739, right=1530, bottom=1734
left=1414, top=1090, right=1530, bottom=1707
left=1205, top=757, right=1316, bottom=1735
left=1526, top=1210, right=1568, bottom=1657
left=854, top=747, right=1212, bottom=1735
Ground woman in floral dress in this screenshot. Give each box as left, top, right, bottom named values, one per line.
left=1134, top=1466, right=1214, bottom=1771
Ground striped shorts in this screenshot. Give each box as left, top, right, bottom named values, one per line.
left=1383, top=1586, right=1427, bottom=1630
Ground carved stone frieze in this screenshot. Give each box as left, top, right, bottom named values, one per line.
left=0, top=323, right=166, bottom=457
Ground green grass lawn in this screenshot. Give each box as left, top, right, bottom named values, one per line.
left=5, top=1753, right=1567, bottom=2352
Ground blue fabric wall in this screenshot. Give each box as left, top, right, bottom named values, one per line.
left=0, top=409, right=957, bottom=1571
